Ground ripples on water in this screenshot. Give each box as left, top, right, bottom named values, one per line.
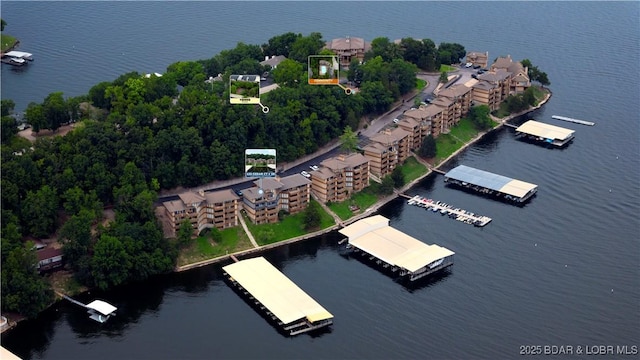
left=1, top=2, right=638, bottom=359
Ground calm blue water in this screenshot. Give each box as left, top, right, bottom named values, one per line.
left=1, top=2, right=639, bottom=359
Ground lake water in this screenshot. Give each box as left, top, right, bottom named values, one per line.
left=1, top=2, right=639, bottom=359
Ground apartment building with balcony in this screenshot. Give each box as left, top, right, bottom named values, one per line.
left=364, top=127, right=410, bottom=178
left=430, top=96, right=457, bottom=135
left=324, top=36, right=371, bottom=68
left=472, top=69, right=511, bottom=111
left=242, top=174, right=311, bottom=224
left=399, top=107, right=433, bottom=150
left=311, top=153, right=369, bottom=203
left=162, top=189, right=240, bottom=236
left=490, top=55, right=531, bottom=94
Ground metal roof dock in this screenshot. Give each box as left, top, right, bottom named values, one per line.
left=339, top=215, right=455, bottom=282
left=222, top=257, right=333, bottom=336
left=444, top=165, right=538, bottom=203
left=515, top=120, right=575, bottom=147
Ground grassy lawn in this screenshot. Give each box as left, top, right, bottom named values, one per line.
left=415, top=78, right=427, bottom=90
left=400, top=156, right=428, bottom=183
left=328, top=188, right=380, bottom=220
left=177, top=227, right=252, bottom=266
left=435, top=133, right=464, bottom=163
left=1, top=34, right=17, bottom=52
left=439, top=64, right=457, bottom=72
left=245, top=199, right=334, bottom=246
left=448, top=118, right=479, bottom=142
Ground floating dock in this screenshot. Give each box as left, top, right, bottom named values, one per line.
left=552, top=115, right=595, bottom=126
left=444, top=165, right=538, bottom=204
left=339, top=215, right=455, bottom=282
left=222, top=257, right=333, bottom=336
left=514, top=120, right=575, bottom=147
left=405, top=195, right=492, bottom=227
left=1, top=51, right=33, bottom=67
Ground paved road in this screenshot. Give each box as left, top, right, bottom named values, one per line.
left=156, top=69, right=478, bottom=203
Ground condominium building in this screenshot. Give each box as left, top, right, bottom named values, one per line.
left=242, top=174, right=311, bottom=224
left=162, top=189, right=240, bottom=236
left=472, top=69, right=512, bottom=110
left=324, top=36, right=371, bottom=68
left=364, top=127, right=411, bottom=177
left=438, top=84, right=473, bottom=121
left=490, top=55, right=531, bottom=94
left=399, top=107, right=433, bottom=150
left=466, top=51, right=489, bottom=69
left=311, top=153, right=369, bottom=203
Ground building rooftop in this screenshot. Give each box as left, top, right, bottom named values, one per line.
left=444, top=165, right=538, bottom=199
left=278, top=173, right=311, bottom=189
left=339, top=215, right=455, bottom=273
left=260, top=55, right=287, bottom=68
left=326, top=37, right=369, bottom=51
left=178, top=191, right=206, bottom=205
left=204, top=189, right=239, bottom=204
left=223, top=257, right=333, bottom=325
left=438, top=84, right=472, bottom=99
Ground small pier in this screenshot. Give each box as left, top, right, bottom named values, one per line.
left=552, top=115, right=595, bottom=126
left=59, top=293, right=117, bottom=323
left=404, top=195, right=492, bottom=227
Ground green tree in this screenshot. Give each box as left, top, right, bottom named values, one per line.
left=359, top=81, right=393, bottom=114
left=439, top=71, right=449, bottom=83
left=1, top=116, right=17, bottom=143
left=25, top=102, right=46, bottom=133
left=339, top=125, right=358, bottom=153
left=262, top=32, right=301, bottom=57
left=177, top=218, right=193, bottom=247
left=1, top=99, right=15, bottom=117
left=43, top=91, right=69, bottom=131
left=419, top=134, right=437, bottom=158
left=365, top=37, right=402, bottom=62
left=391, top=166, right=405, bottom=188
left=272, top=58, right=303, bottom=86
left=1, top=244, right=54, bottom=318
left=59, top=210, right=94, bottom=272
left=469, top=105, right=492, bottom=130
left=1, top=18, right=6, bottom=32
left=438, top=42, right=466, bottom=64
left=22, top=185, right=59, bottom=237
left=91, top=234, right=132, bottom=290
left=303, top=201, right=321, bottom=230
left=379, top=175, right=395, bottom=195
left=289, top=32, right=324, bottom=64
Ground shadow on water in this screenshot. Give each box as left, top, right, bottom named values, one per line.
left=398, top=267, right=453, bottom=293
left=1, top=307, right=59, bottom=360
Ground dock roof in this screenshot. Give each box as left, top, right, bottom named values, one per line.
left=444, top=165, right=537, bottom=199
left=86, top=300, right=117, bottom=316
left=223, top=257, right=333, bottom=325
left=515, top=120, right=575, bottom=141
left=339, top=215, right=454, bottom=273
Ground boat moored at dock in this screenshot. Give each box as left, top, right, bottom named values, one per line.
left=405, top=195, right=492, bottom=227
left=1, top=51, right=34, bottom=67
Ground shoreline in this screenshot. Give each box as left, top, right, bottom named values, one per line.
left=4, top=90, right=551, bottom=332
left=176, top=88, right=552, bottom=272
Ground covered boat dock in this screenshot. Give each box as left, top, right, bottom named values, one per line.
left=222, top=257, right=333, bottom=336
left=339, top=215, right=455, bottom=282
left=514, top=120, right=575, bottom=147
left=444, top=165, right=538, bottom=203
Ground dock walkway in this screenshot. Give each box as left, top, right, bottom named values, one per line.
left=552, top=115, right=595, bottom=126
left=403, top=194, right=492, bottom=227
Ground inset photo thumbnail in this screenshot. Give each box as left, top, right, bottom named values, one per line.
left=230, top=75, right=261, bottom=104
left=245, top=149, right=277, bottom=178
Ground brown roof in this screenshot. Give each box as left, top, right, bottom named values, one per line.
left=243, top=187, right=264, bottom=201
left=260, top=55, right=287, bottom=67
left=313, top=167, right=336, bottom=180
left=439, top=84, right=471, bottom=99
left=466, top=51, right=488, bottom=60
left=371, top=128, right=409, bottom=145
left=254, top=177, right=283, bottom=191
left=279, top=174, right=311, bottom=190
left=343, top=153, right=368, bottom=167
left=205, top=189, right=238, bottom=204
left=492, top=55, right=513, bottom=69
left=363, top=142, right=389, bottom=154
left=178, top=191, right=206, bottom=205
left=472, top=81, right=498, bottom=91
left=431, top=97, right=454, bottom=108
left=477, top=69, right=510, bottom=83
left=37, top=247, right=63, bottom=261
left=403, top=107, right=430, bottom=120
left=320, top=153, right=368, bottom=171
left=326, top=37, right=369, bottom=51
left=164, top=200, right=186, bottom=213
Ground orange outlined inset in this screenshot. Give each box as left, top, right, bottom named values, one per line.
left=309, top=78, right=340, bottom=85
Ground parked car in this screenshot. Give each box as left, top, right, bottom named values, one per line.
left=234, top=189, right=243, bottom=197
left=393, top=118, right=400, bottom=124
left=465, top=62, right=473, bottom=68
left=300, top=171, right=311, bottom=178
left=309, top=165, right=319, bottom=171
